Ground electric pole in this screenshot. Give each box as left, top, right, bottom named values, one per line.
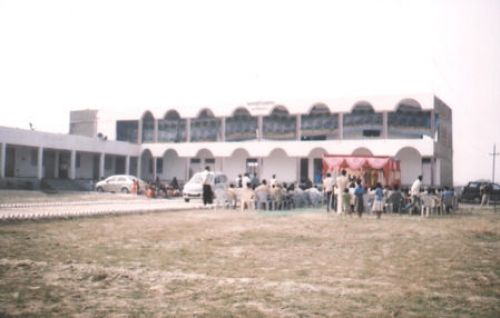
left=490, top=144, right=499, bottom=212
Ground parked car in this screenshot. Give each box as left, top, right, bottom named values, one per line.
left=460, top=181, right=500, bottom=203
left=95, top=175, right=147, bottom=194
left=183, top=172, right=228, bottom=202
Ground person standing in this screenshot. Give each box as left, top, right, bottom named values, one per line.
left=201, top=166, right=213, bottom=205
left=270, top=174, right=278, bottom=187
left=323, top=173, right=334, bottom=213
left=336, top=170, right=349, bottom=215
left=408, top=175, right=423, bottom=214
left=480, top=183, right=491, bottom=208
left=354, top=179, right=365, bottom=218
left=372, top=182, right=384, bottom=219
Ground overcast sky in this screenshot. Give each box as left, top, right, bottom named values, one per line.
left=0, top=0, right=499, bottom=185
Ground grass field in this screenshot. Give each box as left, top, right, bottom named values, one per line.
left=0, top=208, right=499, bottom=317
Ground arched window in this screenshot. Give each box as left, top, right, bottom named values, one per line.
left=301, top=104, right=338, bottom=141
left=343, top=102, right=383, bottom=139
left=158, top=110, right=187, bottom=142
left=141, top=112, right=155, bottom=143
left=388, top=100, right=432, bottom=139
left=263, top=106, right=296, bottom=140
left=225, top=108, right=258, bottom=142
left=190, top=109, right=222, bottom=142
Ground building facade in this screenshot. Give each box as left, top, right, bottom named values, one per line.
left=0, top=93, right=453, bottom=189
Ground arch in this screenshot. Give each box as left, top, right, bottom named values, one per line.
left=195, top=148, right=214, bottom=158
left=395, top=147, right=422, bottom=186
left=226, top=107, right=258, bottom=142
left=164, top=110, right=181, bottom=120
left=263, top=105, right=296, bottom=140
left=140, top=148, right=154, bottom=181
left=162, top=148, right=186, bottom=182
left=351, top=101, right=375, bottom=113
left=231, top=107, right=252, bottom=117
left=308, top=147, right=328, bottom=157
left=269, top=105, right=290, bottom=116
left=230, top=148, right=251, bottom=157
left=196, top=108, right=215, bottom=119
left=395, top=98, right=422, bottom=111
left=141, top=111, right=155, bottom=143
left=141, top=110, right=155, bottom=120
left=262, top=147, right=295, bottom=183
left=352, top=147, right=373, bottom=156
left=306, top=103, right=331, bottom=115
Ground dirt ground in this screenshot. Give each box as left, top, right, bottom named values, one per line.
left=0, top=206, right=499, bottom=317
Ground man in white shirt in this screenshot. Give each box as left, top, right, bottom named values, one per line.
left=323, top=173, right=334, bottom=212
left=242, top=173, right=251, bottom=189
left=201, top=166, right=213, bottom=205
left=408, top=175, right=423, bottom=214
left=336, top=170, right=349, bottom=214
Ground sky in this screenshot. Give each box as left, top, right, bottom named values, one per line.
left=0, top=0, right=499, bottom=185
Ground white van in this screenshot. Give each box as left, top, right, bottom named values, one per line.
left=183, top=172, right=228, bottom=202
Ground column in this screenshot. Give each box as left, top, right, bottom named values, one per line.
left=382, top=112, right=388, bottom=138
left=154, top=119, right=158, bottom=143
left=258, top=116, right=263, bottom=141
left=125, top=155, right=130, bottom=175
left=153, top=157, right=157, bottom=180
left=338, top=113, right=344, bottom=139
left=296, top=115, right=301, bottom=141
left=221, top=117, right=226, bottom=142
left=99, top=153, right=105, bottom=179
left=138, top=119, right=143, bottom=144
left=0, top=143, right=6, bottom=178
left=69, top=150, right=76, bottom=179
left=137, top=154, right=142, bottom=179
left=185, top=157, right=191, bottom=181
left=296, top=158, right=301, bottom=183
left=186, top=118, right=191, bottom=142
left=430, top=110, right=436, bottom=140
left=37, top=146, right=44, bottom=180
left=54, top=151, right=60, bottom=178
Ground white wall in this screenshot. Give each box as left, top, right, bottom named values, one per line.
left=396, top=147, right=422, bottom=186
left=162, top=151, right=186, bottom=182
left=13, top=146, right=38, bottom=178
left=224, top=150, right=249, bottom=182
left=262, top=150, right=297, bottom=183
left=76, top=152, right=95, bottom=179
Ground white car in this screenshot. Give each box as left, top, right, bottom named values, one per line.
left=183, top=172, right=228, bottom=202
left=95, top=175, right=147, bottom=194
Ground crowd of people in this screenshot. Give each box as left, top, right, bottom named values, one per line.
left=202, top=168, right=457, bottom=218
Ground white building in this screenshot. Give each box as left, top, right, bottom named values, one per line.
left=0, top=93, right=453, bottom=189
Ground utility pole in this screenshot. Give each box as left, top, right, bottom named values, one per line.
left=490, top=144, right=499, bottom=212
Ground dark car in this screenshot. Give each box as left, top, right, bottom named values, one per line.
left=460, top=181, right=500, bottom=203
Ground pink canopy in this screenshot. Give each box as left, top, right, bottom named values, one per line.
left=323, top=154, right=401, bottom=187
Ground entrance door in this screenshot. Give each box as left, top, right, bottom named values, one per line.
left=300, top=158, right=308, bottom=182
left=92, top=154, right=100, bottom=180
left=246, top=158, right=258, bottom=176
left=43, top=150, right=56, bottom=178
left=5, top=146, right=15, bottom=177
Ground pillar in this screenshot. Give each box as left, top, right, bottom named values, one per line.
left=125, top=155, right=130, bottom=175
left=54, top=150, right=60, bottom=178
left=338, top=113, right=344, bottom=139
left=37, top=146, right=44, bottom=180
left=221, top=117, right=226, bottom=142
left=154, top=119, right=158, bottom=143
left=69, top=150, right=76, bottom=179
left=186, top=118, right=191, bottom=142
left=185, top=157, right=191, bottom=181
left=138, top=118, right=143, bottom=144
left=137, top=154, right=142, bottom=179
left=0, top=143, right=6, bottom=178
left=382, top=111, right=388, bottom=138
left=296, top=115, right=301, bottom=141
left=99, top=153, right=105, bottom=179
left=153, top=157, right=157, bottom=180
left=430, top=110, right=436, bottom=140
left=258, top=116, right=263, bottom=141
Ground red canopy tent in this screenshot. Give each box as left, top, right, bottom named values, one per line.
left=323, top=154, right=401, bottom=188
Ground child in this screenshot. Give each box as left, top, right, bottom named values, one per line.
left=372, top=183, right=384, bottom=219
left=342, top=188, right=351, bottom=215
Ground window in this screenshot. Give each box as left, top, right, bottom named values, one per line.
left=30, top=149, right=38, bottom=166
left=191, top=158, right=201, bottom=164
left=76, top=153, right=81, bottom=168
left=205, top=158, right=215, bottom=164
left=156, top=158, right=163, bottom=174
left=105, top=156, right=113, bottom=170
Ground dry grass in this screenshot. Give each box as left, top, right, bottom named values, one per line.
left=0, top=208, right=499, bottom=317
